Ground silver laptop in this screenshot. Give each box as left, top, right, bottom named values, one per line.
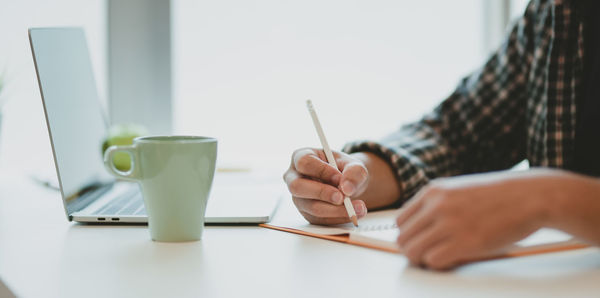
left=29, top=27, right=281, bottom=224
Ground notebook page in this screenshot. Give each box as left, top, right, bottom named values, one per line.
left=267, top=200, right=582, bottom=253
left=347, top=226, right=580, bottom=254
left=268, top=200, right=399, bottom=235
left=515, top=228, right=573, bottom=247
left=349, top=224, right=401, bottom=252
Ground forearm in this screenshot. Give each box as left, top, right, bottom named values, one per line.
left=350, top=152, right=402, bottom=210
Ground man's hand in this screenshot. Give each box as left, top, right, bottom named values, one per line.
left=395, top=169, right=600, bottom=270
left=283, top=148, right=369, bottom=225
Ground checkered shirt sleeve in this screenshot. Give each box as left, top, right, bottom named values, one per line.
left=342, top=2, right=541, bottom=206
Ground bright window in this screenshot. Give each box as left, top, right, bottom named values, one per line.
left=172, top=1, right=489, bottom=169
left=511, top=0, right=531, bottom=20
left=0, top=0, right=106, bottom=172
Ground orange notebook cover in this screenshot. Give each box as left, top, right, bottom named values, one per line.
left=261, top=201, right=589, bottom=263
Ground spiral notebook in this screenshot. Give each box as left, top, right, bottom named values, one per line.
left=261, top=200, right=589, bottom=262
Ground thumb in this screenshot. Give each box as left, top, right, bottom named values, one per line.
left=339, top=161, right=368, bottom=197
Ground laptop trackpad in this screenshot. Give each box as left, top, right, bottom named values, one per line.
left=205, top=172, right=284, bottom=224
left=205, top=184, right=283, bottom=223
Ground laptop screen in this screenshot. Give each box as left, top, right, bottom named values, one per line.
left=29, top=27, right=113, bottom=215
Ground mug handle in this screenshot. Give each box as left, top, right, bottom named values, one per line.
left=103, top=145, right=140, bottom=181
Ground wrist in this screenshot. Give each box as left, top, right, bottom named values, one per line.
left=350, top=152, right=402, bottom=209
left=536, top=178, right=567, bottom=229
left=536, top=170, right=597, bottom=229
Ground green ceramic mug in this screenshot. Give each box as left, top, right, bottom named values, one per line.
left=103, top=136, right=217, bottom=242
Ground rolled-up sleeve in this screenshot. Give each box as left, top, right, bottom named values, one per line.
left=343, top=1, right=541, bottom=206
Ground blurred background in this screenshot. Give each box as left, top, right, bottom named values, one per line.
left=0, top=0, right=529, bottom=175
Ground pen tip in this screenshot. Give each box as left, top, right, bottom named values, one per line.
left=351, top=215, right=358, bottom=227
left=306, top=99, right=313, bottom=108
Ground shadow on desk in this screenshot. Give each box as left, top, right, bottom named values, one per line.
left=401, top=248, right=600, bottom=294
left=57, top=224, right=213, bottom=296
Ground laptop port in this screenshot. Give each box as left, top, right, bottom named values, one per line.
left=98, top=217, right=106, bottom=221
left=111, top=218, right=120, bottom=221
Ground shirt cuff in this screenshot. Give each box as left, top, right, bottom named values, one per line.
left=342, top=140, right=431, bottom=207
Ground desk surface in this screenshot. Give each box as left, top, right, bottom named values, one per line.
left=1, top=173, right=600, bottom=298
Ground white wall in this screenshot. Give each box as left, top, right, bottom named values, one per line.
left=0, top=0, right=106, bottom=173
left=0, top=0, right=517, bottom=174
left=511, top=0, right=531, bottom=20
left=173, top=0, right=487, bottom=170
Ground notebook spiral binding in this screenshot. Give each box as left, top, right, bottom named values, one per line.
left=356, top=223, right=398, bottom=232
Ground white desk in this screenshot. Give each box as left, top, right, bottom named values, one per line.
left=1, top=172, right=600, bottom=298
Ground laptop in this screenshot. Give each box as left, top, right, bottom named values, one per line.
left=29, top=27, right=281, bottom=224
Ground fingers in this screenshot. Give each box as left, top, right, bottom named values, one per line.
left=292, top=148, right=341, bottom=185
left=286, top=148, right=371, bottom=225
left=396, top=200, right=460, bottom=269
left=393, top=184, right=468, bottom=270
left=400, top=221, right=448, bottom=265
left=339, top=161, right=369, bottom=197
left=396, top=207, right=435, bottom=246
left=396, top=197, right=424, bottom=227
left=396, top=183, right=440, bottom=225
left=293, top=198, right=367, bottom=225
left=284, top=170, right=344, bottom=204
left=422, top=241, right=462, bottom=270
left=290, top=148, right=370, bottom=198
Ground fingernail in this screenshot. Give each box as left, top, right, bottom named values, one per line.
left=332, top=192, right=343, bottom=204
left=341, top=181, right=355, bottom=196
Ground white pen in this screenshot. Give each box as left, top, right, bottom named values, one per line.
left=306, top=100, right=359, bottom=227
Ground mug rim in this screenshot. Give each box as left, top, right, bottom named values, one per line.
left=134, top=135, right=217, bottom=143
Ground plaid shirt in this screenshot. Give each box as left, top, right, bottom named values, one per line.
left=343, top=0, right=586, bottom=205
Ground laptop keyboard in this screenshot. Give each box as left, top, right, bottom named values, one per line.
left=95, top=187, right=146, bottom=216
